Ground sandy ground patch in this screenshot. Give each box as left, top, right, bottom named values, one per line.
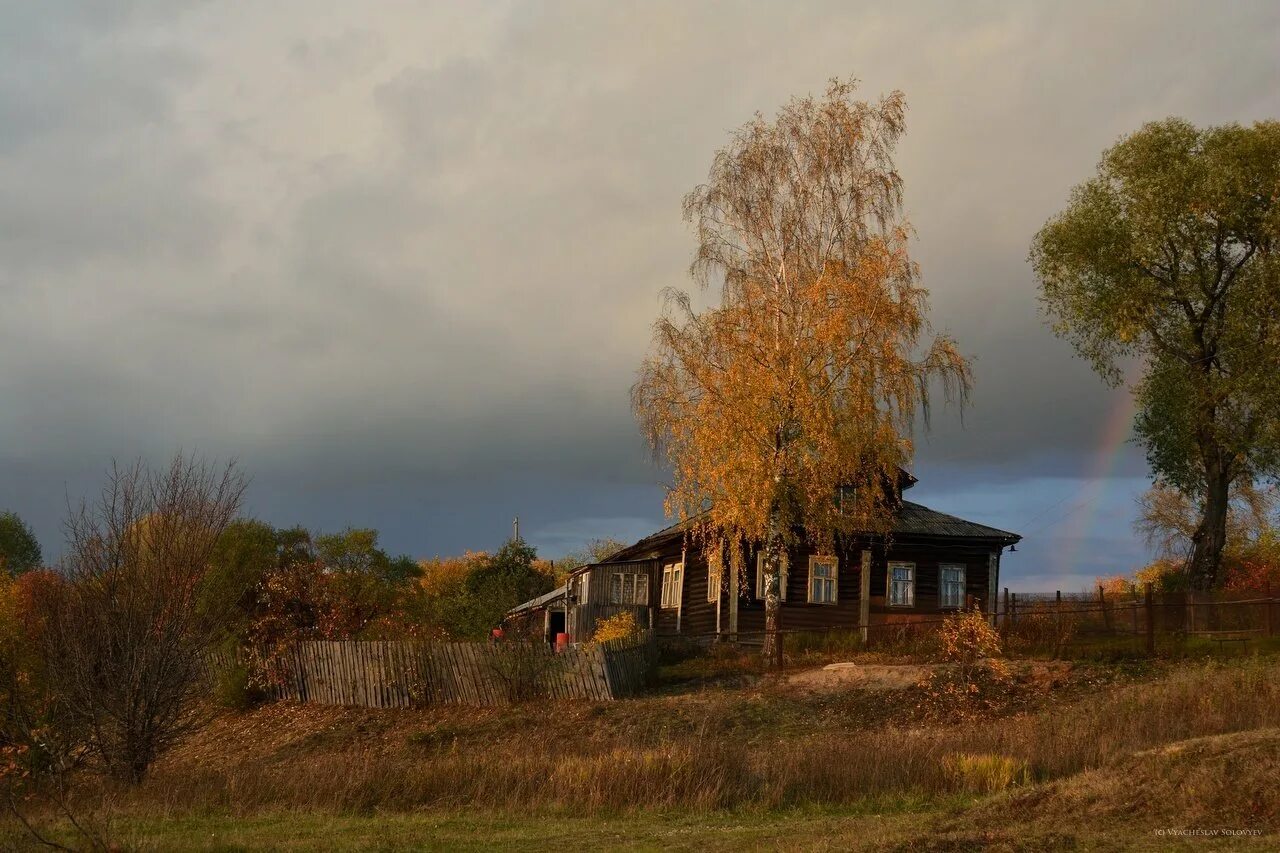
left=781, top=662, right=936, bottom=692
left=780, top=658, right=1076, bottom=694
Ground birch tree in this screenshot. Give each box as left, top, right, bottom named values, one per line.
left=633, top=79, right=972, bottom=666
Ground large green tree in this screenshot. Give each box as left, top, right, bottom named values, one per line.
left=1031, top=118, right=1280, bottom=589
left=459, top=539, right=554, bottom=637
left=0, top=511, right=42, bottom=576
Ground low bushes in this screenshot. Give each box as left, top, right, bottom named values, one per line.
left=591, top=611, right=641, bottom=644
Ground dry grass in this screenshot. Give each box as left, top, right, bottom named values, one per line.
left=48, top=656, right=1269, bottom=819
left=5, top=657, right=1280, bottom=849
left=972, top=727, right=1280, bottom=828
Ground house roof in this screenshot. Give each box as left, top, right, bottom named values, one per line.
left=505, top=584, right=567, bottom=616
left=891, top=501, right=1020, bottom=542
left=600, top=499, right=1020, bottom=563
left=591, top=515, right=704, bottom=565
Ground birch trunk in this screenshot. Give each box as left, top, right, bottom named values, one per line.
left=761, top=513, right=785, bottom=668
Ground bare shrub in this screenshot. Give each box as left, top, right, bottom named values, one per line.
left=40, top=455, right=246, bottom=784
left=483, top=642, right=559, bottom=703
left=937, top=606, right=1004, bottom=682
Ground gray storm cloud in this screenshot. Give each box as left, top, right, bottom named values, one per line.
left=1, top=0, right=1277, bottom=568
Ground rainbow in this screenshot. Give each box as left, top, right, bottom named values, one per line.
left=1051, top=387, right=1138, bottom=581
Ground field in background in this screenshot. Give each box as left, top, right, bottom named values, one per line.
left=7, top=650, right=1280, bottom=850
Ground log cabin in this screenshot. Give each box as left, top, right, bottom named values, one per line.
left=506, top=474, right=1020, bottom=644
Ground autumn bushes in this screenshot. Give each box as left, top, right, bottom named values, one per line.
left=213, top=529, right=555, bottom=654
left=0, top=453, right=561, bottom=838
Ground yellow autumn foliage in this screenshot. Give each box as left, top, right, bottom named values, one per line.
left=591, top=611, right=640, bottom=644
left=632, top=78, right=972, bottom=581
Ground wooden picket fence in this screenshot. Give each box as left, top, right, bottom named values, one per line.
left=223, top=631, right=656, bottom=708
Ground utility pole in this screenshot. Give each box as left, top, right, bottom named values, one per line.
left=513, top=516, right=520, bottom=542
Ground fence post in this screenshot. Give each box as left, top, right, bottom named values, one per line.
left=1002, top=587, right=1010, bottom=628
left=1098, top=585, right=1113, bottom=634
left=1011, top=592, right=1017, bottom=627
left=1144, top=583, right=1155, bottom=656
left=1054, top=591, right=1062, bottom=657
left=1267, top=581, right=1274, bottom=639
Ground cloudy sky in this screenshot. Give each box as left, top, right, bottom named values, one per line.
left=2, top=1, right=1277, bottom=589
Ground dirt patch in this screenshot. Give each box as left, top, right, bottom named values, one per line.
left=781, top=662, right=936, bottom=693
left=779, top=659, right=1078, bottom=698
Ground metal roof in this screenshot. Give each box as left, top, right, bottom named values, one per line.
left=890, top=501, right=1020, bottom=542
left=603, top=499, right=1020, bottom=561
left=505, top=584, right=567, bottom=616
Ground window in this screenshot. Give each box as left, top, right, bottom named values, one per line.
left=577, top=572, right=590, bottom=603
left=707, top=563, right=721, bottom=603
left=755, top=551, right=789, bottom=601
left=888, top=562, right=915, bottom=607
left=609, top=571, right=649, bottom=605
left=807, top=555, right=838, bottom=604
left=837, top=485, right=856, bottom=513
left=940, top=564, right=966, bottom=609
left=660, top=562, right=683, bottom=609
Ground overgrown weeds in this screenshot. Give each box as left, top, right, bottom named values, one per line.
left=940, top=753, right=1030, bottom=794
left=47, top=656, right=1273, bottom=818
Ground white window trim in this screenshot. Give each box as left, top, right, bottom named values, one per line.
left=888, top=561, right=915, bottom=607
left=707, top=563, right=721, bottom=604
left=609, top=571, right=649, bottom=606
left=754, top=551, right=789, bottom=601
left=806, top=555, right=838, bottom=605
left=939, top=563, right=966, bottom=610
left=660, top=562, right=684, bottom=609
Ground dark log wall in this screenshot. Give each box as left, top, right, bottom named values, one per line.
left=866, top=542, right=993, bottom=620
left=647, top=538, right=1001, bottom=637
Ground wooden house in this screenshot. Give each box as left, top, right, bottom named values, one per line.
left=508, top=476, right=1020, bottom=644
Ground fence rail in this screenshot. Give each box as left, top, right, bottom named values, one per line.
left=221, top=632, right=656, bottom=708
left=673, top=585, right=1278, bottom=657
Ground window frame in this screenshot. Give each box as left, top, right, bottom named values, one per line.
left=608, top=571, right=649, bottom=606
left=939, top=563, right=966, bottom=610
left=806, top=554, right=839, bottom=605
left=888, top=561, right=915, bottom=608
left=660, top=562, right=684, bottom=610
left=754, top=551, right=789, bottom=601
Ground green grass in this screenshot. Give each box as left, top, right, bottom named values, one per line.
left=9, top=801, right=1271, bottom=852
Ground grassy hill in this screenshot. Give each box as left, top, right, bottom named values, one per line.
left=6, top=653, right=1279, bottom=850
